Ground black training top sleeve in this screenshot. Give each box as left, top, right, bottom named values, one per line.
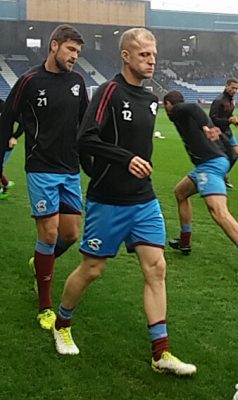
left=13, top=114, right=24, bottom=139
left=0, top=75, right=28, bottom=176
left=78, top=81, right=135, bottom=168
left=209, top=98, right=230, bottom=132
left=170, top=102, right=228, bottom=165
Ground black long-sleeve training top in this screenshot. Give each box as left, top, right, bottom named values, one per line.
left=168, top=102, right=232, bottom=165
left=209, top=90, right=235, bottom=137
left=78, top=73, right=159, bottom=205
left=0, top=63, right=88, bottom=176
left=0, top=100, right=24, bottom=144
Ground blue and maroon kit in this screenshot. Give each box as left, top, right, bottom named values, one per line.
left=0, top=63, right=89, bottom=216
left=77, top=73, right=166, bottom=257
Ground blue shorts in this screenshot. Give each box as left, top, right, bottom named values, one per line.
left=26, top=172, right=83, bottom=218
left=80, top=198, right=166, bottom=258
left=3, top=149, right=13, bottom=167
left=230, top=134, right=238, bottom=146
left=188, top=157, right=230, bottom=197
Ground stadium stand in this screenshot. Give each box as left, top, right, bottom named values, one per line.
left=1, top=50, right=238, bottom=103
left=84, top=48, right=118, bottom=81
left=74, top=61, right=99, bottom=86
left=77, top=57, right=106, bottom=85
left=158, top=60, right=238, bottom=102
left=0, top=74, right=10, bottom=100
left=168, top=80, right=223, bottom=102
left=5, top=54, right=30, bottom=76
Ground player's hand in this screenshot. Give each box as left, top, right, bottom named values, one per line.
left=228, top=115, right=238, bottom=125
left=233, top=116, right=238, bottom=126
left=128, top=156, right=152, bottom=179
left=9, top=137, right=17, bottom=148
left=203, top=126, right=221, bottom=141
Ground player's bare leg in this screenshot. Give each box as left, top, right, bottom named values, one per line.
left=205, top=195, right=238, bottom=244
left=136, top=245, right=197, bottom=376
left=54, top=213, right=81, bottom=257
left=169, top=177, right=197, bottom=255
left=53, top=256, right=106, bottom=354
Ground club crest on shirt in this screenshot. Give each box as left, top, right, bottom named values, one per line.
left=87, top=238, right=102, bottom=251
left=71, top=84, right=80, bottom=96
left=123, top=101, right=130, bottom=108
left=150, top=102, right=158, bottom=115
left=35, top=199, right=47, bottom=212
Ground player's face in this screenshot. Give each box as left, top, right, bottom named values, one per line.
left=123, top=38, right=157, bottom=83
left=53, top=39, right=82, bottom=72
left=226, top=82, right=238, bottom=97
left=164, top=100, right=173, bottom=115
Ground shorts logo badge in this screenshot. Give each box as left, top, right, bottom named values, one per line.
left=35, top=199, right=47, bottom=212
left=87, top=238, right=102, bottom=251
left=197, top=172, right=208, bottom=188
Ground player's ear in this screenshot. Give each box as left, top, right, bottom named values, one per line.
left=121, top=49, right=129, bottom=64
left=50, top=40, right=58, bottom=53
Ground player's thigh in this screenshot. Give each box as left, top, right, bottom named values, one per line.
left=58, top=213, right=81, bottom=240
left=175, top=175, right=197, bottom=199
left=36, top=214, right=59, bottom=243
left=59, top=173, right=83, bottom=214
left=136, top=245, right=166, bottom=280
left=203, top=194, right=229, bottom=221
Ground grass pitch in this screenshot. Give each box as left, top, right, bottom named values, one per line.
left=0, top=109, right=238, bottom=400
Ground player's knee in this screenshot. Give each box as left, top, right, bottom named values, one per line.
left=83, top=258, right=106, bottom=281
left=156, top=257, right=166, bottom=280
left=145, top=257, right=166, bottom=283
left=62, top=230, right=79, bottom=245
left=43, top=228, right=58, bottom=244
left=174, top=186, right=185, bottom=202
left=207, top=204, right=226, bottom=223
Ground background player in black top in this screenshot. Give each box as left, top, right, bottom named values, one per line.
left=52, top=27, right=197, bottom=377
left=0, top=98, right=24, bottom=199
left=0, top=25, right=89, bottom=329
left=209, top=77, right=238, bottom=188
left=164, top=90, right=238, bottom=255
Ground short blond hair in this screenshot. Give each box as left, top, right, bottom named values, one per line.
left=119, top=28, right=156, bottom=51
